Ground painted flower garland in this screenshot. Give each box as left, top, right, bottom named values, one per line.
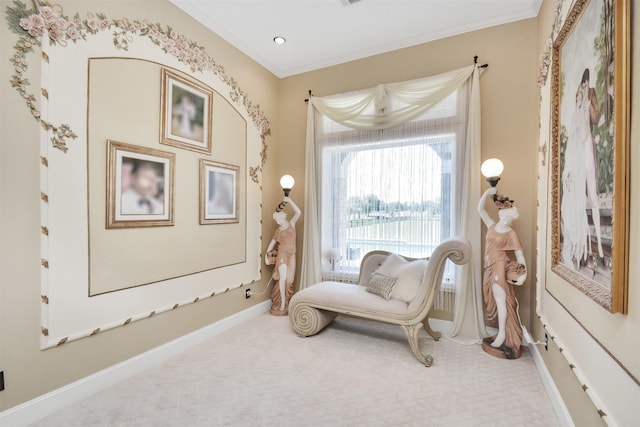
left=6, top=0, right=270, bottom=181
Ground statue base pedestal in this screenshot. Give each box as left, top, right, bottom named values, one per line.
left=482, top=336, right=522, bottom=359
left=270, top=309, right=288, bottom=316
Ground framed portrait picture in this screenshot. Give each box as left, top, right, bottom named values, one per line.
left=160, top=68, right=213, bottom=154
left=106, top=140, right=175, bottom=228
left=200, top=160, right=239, bottom=224
left=550, top=0, right=629, bottom=313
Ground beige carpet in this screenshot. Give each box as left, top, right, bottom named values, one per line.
left=31, top=313, right=558, bottom=426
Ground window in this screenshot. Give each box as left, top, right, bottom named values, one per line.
left=318, top=89, right=467, bottom=285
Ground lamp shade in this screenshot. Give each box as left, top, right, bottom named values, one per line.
left=280, top=175, right=295, bottom=190
left=480, top=158, right=504, bottom=178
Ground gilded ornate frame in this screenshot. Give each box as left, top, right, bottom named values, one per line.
left=550, top=0, right=629, bottom=313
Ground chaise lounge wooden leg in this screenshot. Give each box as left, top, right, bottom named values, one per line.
left=402, top=323, right=434, bottom=367
left=422, top=316, right=441, bottom=341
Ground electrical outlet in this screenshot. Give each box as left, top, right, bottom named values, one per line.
left=245, top=288, right=251, bottom=299
left=544, top=333, right=549, bottom=351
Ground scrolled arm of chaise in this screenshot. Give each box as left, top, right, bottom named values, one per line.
left=289, top=303, right=338, bottom=337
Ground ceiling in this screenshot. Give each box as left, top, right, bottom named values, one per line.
left=170, top=0, right=542, bottom=78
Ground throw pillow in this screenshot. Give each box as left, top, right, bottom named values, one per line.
left=390, top=259, right=428, bottom=303
left=365, top=273, right=398, bottom=300
left=374, top=253, right=408, bottom=276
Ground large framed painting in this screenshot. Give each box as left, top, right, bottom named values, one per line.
left=106, top=140, right=175, bottom=228
left=160, top=68, right=213, bottom=154
left=199, top=159, right=239, bottom=224
left=550, top=0, right=629, bottom=313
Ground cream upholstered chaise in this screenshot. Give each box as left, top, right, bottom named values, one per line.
left=288, top=237, right=471, bottom=367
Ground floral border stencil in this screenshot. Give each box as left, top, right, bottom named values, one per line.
left=5, top=0, right=270, bottom=181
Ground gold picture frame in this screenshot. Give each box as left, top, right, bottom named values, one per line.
left=199, top=159, right=239, bottom=225
left=550, top=0, right=629, bottom=313
left=160, top=68, right=213, bottom=154
left=106, top=140, right=175, bottom=228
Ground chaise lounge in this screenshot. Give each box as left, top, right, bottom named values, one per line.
left=289, top=237, right=471, bottom=366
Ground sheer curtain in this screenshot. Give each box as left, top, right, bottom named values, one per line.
left=301, top=64, right=486, bottom=342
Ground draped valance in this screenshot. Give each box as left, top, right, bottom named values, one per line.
left=309, top=65, right=474, bottom=130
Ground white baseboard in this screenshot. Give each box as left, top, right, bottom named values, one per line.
left=523, top=327, right=574, bottom=427
left=0, top=300, right=271, bottom=427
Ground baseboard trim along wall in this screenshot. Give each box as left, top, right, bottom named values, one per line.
left=0, top=300, right=271, bottom=427
left=523, top=327, right=574, bottom=427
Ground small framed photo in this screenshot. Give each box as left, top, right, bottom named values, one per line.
left=106, top=140, right=175, bottom=228
left=200, top=159, right=239, bottom=224
left=161, top=68, right=213, bottom=154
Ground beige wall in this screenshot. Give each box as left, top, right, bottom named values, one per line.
left=279, top=18, right=540, bottom=330
left=0, top=0, right=280, bottom=410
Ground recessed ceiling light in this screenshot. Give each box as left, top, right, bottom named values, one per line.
left=273, top=36, right=286, bottom=45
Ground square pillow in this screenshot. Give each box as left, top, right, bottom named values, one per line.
left=390, top=259, right=428, bottom=303
left=365, top=273, right=398, bottom=300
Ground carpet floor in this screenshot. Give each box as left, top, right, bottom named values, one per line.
left=31, top=313, right=559, bottom=426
